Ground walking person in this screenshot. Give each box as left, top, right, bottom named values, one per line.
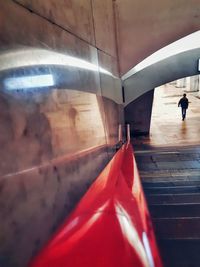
left=178, top=93, right=189, bottom=121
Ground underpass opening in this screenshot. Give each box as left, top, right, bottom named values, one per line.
left=123, top=31, right=200, bottom=145
left=150, top=77, right=200, bottom=147
left=131, top=76, right=200, bottom=148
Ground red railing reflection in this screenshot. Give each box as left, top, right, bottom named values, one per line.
left=29, top=143, right=163, bottom=267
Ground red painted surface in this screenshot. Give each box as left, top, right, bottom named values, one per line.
left=29, top=143, right=163, bottom=267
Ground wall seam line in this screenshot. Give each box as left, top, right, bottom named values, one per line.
left=11, top=0, right=117, bottom=60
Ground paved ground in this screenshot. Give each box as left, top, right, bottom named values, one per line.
left=133, top=83, right=200, bottom=148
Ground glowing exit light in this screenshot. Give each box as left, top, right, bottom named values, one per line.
left=4, top=74, right=54, bottom=90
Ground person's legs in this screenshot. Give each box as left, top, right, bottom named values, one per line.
left=182, top=108, right=186, bottom=120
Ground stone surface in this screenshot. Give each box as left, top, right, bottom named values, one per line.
left=0, top=1, right=122, bottom=266
left=115, top=0, right=200, bottom=74
left=98, top=50, right=121, bottom=104
left=158, top=239, right=200, bottom=267
left=97, top=50, right=123, bottom=153
left=0, top=3, right=100, bottom=106
left=146, top=193, right=200, bottom=205
left=149, top=203, right=200, bottom=217
left=0, top=146, right=109, bottom=267
left=125, top=89, right=154, bottom=136
left=123, top=47, right=200, bottom=105
left=15, top=0, right=95, bottom=45
left=135, top=145, right=200, bottom=267
left=92, top=0, right=117, bottom=57
left=133, top=83, right=200, bottom=147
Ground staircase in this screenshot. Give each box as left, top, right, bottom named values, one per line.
left=135, top=146, right=200, bottom=267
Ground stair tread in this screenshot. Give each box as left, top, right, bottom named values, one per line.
left=149, top=203, right=200, bottom=218
left=143, top=181, right=200, bottom=187
left=158, top=238, right=200, bottom=267
left=144, top=186, right=200, bottom=194
left=153, top=217, right=200, bottom=239
left=135, top=146, right=200, bottom=267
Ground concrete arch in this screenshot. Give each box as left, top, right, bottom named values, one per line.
left=123, top=31, right=200, bottom=136
left=122, top=31, right=200, bottom=106
left=115, top=0, right=200, bottom=75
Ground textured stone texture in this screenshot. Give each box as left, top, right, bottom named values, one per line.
left=125, top=89, right=154, bottom=136
left=92, top=0, right=117, bottom=57
left=0, top=1, right=122, bottom=266
left=15, top=0, right=95, bottom=45
left=135, top=145, right=200, bottom=267
left=0, top=86, right=121, bottom=267
left=97, top=50, right=123, bottom=154
left=0, top=89, right=109, bottom=176
left=0, top=1, right=99, bottom=73
left=15, top=0, right=118, bottom=58
left=0, top=146, right=108, bottom=267
left=115, top=0, right=200, bottom=74
left=98, top=50, right=121, bottom=104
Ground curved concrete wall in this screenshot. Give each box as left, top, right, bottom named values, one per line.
left=123, top=47, right=200, bottom=136
left=115, top=0, right=200, bottom=75
left=0, top=1, right=123, bottom=267
left=1, top=0, right=200, bottom=265
left=125, top=89, right=154, bottom=136
left=123, top=48, right=200, bottom=105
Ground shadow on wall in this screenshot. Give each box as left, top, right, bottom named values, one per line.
left=0, top=48, right=122, bottom=267
left=125, top=89, right=154, bottom=137
left=0, top=93, right=53, bottom=176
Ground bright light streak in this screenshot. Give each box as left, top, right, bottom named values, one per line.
left=115, top=202, right=149, bottom=267
left=56, top=217, right=80, bottom=239
left=0, top=48, right=115, bottom=78
left=52, top=200, right=109, bottom=245
left=122, top=30, right=200, bottom=80
left=142, top=232, right=155, bottom=267
left=4, top=74, right=54, bottom=90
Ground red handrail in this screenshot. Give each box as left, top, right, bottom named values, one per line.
left=29, top=143, right=163, bottom=267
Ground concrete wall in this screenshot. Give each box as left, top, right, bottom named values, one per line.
left=0, top=1, right=122, bottom=266
left=123, top=48, right=200, bottom=105
left=115, top=0, right=200, bottom=75
left=125, top=89, right=154, bottom=136
left=176, top=76, right=200, bottom=91
left=188, top=75, right=199, bottom=92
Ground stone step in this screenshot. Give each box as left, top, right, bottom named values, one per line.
left=158, top=238, right=200, bottom=267
left=153, top=217, right=200, bottom=239
left=143, top=180, right=200, bottom=187
left=144, top=185, right=200, bottom=194
left=141, top=174, right=200, bottom=183
left=149, top=203, right=200, bottom=218
left=146, top=193, right=200, bottom=204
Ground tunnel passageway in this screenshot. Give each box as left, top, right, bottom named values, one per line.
left=133, top=82, right=200, bottom=148
left=0, top=1, right=200, bottom=266
left=151, top=82, right=200, bottom=146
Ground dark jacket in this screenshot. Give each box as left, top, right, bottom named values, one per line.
left=178, top=97, right=189, bottom=109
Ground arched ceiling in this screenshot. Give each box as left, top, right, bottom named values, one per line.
left=115, top=0, right=200, bottom=75
left=123, top=48, right=200, bottom=106
left=122, top=31, right=200, bottom=106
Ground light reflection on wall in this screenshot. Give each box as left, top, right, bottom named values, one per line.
left=4, top=74, right=54, bottom=90
left=0, top=47, right=120, bottom=175
left=0, top=3, right=122, bottom=266
left=42, top=89, right=106, bottom=156
left=0, top=48, right=116, bottom=79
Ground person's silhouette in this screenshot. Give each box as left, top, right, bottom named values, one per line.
left=178, top=93, right=189, bottom=121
